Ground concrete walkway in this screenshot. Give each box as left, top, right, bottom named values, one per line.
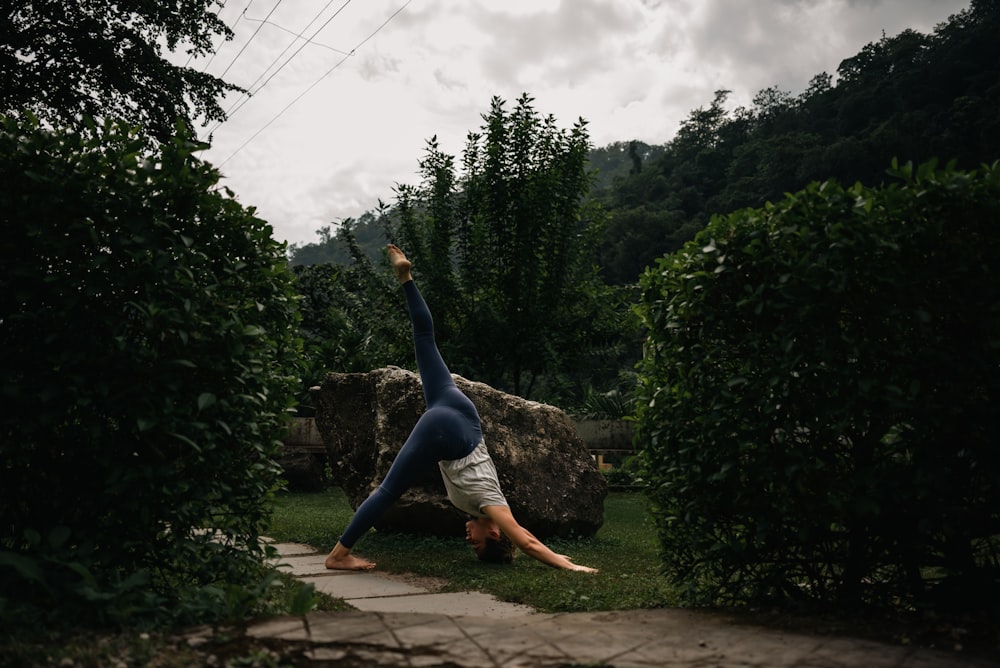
left=222, top=541, right=994, bottom=667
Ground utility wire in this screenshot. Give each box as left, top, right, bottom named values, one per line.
left=243, top=13, right=354, bottom=56
left=218, top=0, right=284, bottom=79
left=212, top=0, right=352, bottom=132
left=217, top=0, right=411, bottom=168
left=202, top=0, right=347, bottom=138
left=197, top=0, right=253, bottom=72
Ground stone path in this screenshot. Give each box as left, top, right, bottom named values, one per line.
left=271, top=541, right=535, bottom=618
left=202, top=540, right=994, bottom=667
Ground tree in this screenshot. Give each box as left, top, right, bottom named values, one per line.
left=387, top=94, right=629, bottom=402
left=0, top=115, right=300, bottom=627
left=598, top=205, right=699, bottom=285
left=291, top=222, right=410, bottom=414
left=587, top=140, right=666, bottom=191
left=0, top=0, right=241, bottom=140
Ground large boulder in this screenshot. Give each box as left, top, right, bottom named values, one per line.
left=312, top=367, right=607, bottom=539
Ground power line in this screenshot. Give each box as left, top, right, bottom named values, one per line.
left=218, top=0, right=285, bottom=79
left=216, top=0, right=412, bottom=168
left=243, top=15, right=353, bottom=56
left=214, top=0, right=353, bottom=131
left=202, top=0, right=349, bottom=139
left=197, top=1, right=255, bottom=72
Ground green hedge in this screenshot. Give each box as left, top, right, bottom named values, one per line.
left=0, top=117, right=301, bottom=627
left=635, top=160, right=1000, bottom=612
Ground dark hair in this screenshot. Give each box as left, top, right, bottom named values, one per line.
left=477, top=532, right=515, bottom=564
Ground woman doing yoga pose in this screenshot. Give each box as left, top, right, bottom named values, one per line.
left=324, top=245, right=598, bottom=573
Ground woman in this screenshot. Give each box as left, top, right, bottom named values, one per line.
left=324, top=245, right=598, bottom=573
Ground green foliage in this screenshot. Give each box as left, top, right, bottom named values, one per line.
left=575, top=381, right=637, bottom=421
left=385, top=94, right=634, bottom=402
left=291, top=223, right=410, bottom=413
left=0, top=1, right=241, bottom=141
left=0, top=115, right=301, bottom=628
left=602, top=456, right=646, bottom=490
left=635, top=159, right=1000, bottom=613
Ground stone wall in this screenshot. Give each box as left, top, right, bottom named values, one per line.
left=279, top=417, right=329, bottom=492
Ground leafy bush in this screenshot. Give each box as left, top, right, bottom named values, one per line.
left=575, top=384, right=636, bottom=421
left=601, top=455, right=645, bottom=489
left=635, top=160, right=1000, bottom=613
left=290, top=225, right=410, bottom=415
left=0, top=116, right=301, bottom=628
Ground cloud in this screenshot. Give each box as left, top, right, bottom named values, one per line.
left=189, top=0, right=971, bottom=247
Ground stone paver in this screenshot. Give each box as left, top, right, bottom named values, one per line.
left=306, top=572, right=429, bottom=599
left=271, top=553, right=334, bottom=577
left=269, top=541, right=318, bottom=557
left=246, top=541, right=995, bottom=667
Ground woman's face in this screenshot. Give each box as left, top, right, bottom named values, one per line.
left=465, top=518, right=494, bottom=556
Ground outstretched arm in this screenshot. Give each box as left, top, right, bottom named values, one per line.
left=482, top=505, right=598, bottom=573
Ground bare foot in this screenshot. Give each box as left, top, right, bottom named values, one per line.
left=325, top=552, right=376, bottom=571
left=387, top=244, right=412, bottom=284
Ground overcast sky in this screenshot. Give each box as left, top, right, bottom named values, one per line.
left=187, top=0, right=971, bottom=248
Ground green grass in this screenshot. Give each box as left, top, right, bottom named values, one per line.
left=267, top=489, right=680, bottom=612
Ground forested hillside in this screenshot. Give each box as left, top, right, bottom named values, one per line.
left=596, top=0, right=1000, bottom=283
left=290, top=0, right=1000, bottom=283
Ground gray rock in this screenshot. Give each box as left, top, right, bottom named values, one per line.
left=312, top=367, right=606, bottom=539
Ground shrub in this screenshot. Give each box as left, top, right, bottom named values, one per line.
left=290, top=227, right=410, bottom=416
left=0, top=116, right=301, bottom=628
left=634, top=159, right=1000, bottom=613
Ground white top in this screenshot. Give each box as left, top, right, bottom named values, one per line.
left=438, top=440, right=509, bottom=517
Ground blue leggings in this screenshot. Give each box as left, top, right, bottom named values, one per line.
left=338, top=280, right=482, bottom=548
